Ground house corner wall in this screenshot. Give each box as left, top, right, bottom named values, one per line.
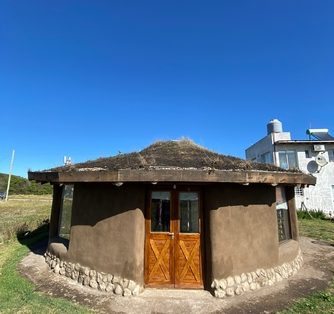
left=205, top=184, right=279, bottom=281
left=65, top=183, right=146, bottom=285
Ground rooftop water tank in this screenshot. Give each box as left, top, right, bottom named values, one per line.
left=267, top=119, right=283, bottom=135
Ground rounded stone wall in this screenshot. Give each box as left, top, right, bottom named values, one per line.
left=44, top=250, right=143, bottom=297
left=211, top=249, right=303, bottom=298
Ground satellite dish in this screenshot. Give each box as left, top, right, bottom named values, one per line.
left=315, top=154, right=328, bottom=167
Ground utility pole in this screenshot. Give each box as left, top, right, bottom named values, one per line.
left=5, top=150, right=15, bottom=202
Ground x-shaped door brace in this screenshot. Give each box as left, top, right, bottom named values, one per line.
left=178, top=240, right=200, bottom=282
left=149, top=239, right=170, bottom=281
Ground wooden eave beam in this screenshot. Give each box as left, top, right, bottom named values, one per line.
left=28, top=169, right=316, bottom=186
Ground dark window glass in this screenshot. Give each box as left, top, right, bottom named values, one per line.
left=305, top=150, right=310, bottom=158
left=260, top=152, right=273, bottom=164
left=278, top=152, right=288, bottom=169
left=278, top=151, right=297, bottom=170
left=151, top=191, right=171, bottom=232
left=179, top=192, right=199, bottom=233
left=287, top=151, right=297, bottom=169
left=276, top=187, right=291, bottom=241
left=59, top=185, right=74, bottom=240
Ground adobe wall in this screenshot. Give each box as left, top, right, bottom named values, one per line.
left=49, top=183, right=146, bottom=285
left=205, top=183, right=279, bottom=280
left=204, top=183, right=302, bottom=298
left=46, top=182, right=301, bottom=298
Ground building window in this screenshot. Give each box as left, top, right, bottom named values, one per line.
left=305, top=150, right=310, bottom=158
left=276, top=187, right=292, bottom=242
left=179, top=192, right=199, bottom=233
left=151, top=191, right=171, bottom=232
left=295, top=186, right=304, bottom=196
left=58, top=185, right=74, bottom=240
left=278, top=151, right=298, bottom=170
left=260, top=152, right=273, bottom=164
left=329, top=150, right=334, bottom=162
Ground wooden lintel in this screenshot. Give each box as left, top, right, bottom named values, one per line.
left=28, top=169, right=316, bottom=186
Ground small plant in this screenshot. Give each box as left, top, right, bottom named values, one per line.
left=297, top=209, right=326, bottom=220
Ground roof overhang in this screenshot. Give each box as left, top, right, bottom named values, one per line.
left=276, top=140, right=334, bottom=145
left=28, top=169, right=316, bottom=186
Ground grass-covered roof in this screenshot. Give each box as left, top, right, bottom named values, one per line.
left=50, top=139, right=294, bottom=173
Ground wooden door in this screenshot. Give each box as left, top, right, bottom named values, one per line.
left=175, top=192, right=203, bottom=288
left=145, top=191, right=174, bottom=287
left=145, top=190, right=203, bottom=289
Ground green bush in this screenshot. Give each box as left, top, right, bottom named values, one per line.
left=0, top=173, right=52, bottom=195
left=297, top=209, right=326, bottom=220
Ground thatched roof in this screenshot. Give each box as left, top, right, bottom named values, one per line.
left=50, top=139, right=292, bottom=173
left=29, top=140, right=316, bottom=185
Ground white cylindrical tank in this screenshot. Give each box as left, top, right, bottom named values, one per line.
left=267, top=119, right=283, bottom=134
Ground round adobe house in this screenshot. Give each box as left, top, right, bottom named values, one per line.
left=28, top=140, right=315, bottom=298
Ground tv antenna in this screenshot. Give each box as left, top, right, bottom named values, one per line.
left=63, top=156, right=72, bottom=166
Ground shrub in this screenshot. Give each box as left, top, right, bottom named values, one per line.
left=297, top=209, right=326, bottom=220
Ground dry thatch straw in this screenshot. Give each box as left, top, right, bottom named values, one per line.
left=49, top=139, right=297, bottom=173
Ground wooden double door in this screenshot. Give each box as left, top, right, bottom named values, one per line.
left=145, top=190, right=203, bottom=288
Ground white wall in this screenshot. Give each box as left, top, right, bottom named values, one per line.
left=246, top=132, right=291, bottom=164
left=246, top=133, right=334, bottom=217
left=245, top=134, right=274, bottom=162
left=277, top=144, right=334, bottom=217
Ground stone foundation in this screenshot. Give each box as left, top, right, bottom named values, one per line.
left=44, top=251, right=143, bottom=296
left=211, top=249, right=303, bottom=298
left=45, top=249, right=303, bottom=299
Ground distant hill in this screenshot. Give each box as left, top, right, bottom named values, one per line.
left=0, top=173, right=52, bottom=195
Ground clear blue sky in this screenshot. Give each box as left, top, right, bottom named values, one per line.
left=1, top=1, right=333, bottom=177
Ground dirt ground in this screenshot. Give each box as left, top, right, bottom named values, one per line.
left=19, top=237, right=334, bottom=314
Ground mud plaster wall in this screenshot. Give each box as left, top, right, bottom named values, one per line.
left=204, top=184, right=279, bottom=281
left=65, top=183, right=146, bottom=284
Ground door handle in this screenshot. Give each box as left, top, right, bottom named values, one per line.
left=168, top=232, right=175, bottom=239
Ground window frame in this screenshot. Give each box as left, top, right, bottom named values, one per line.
left=260, top=152, right=273, bottom=164
left=329, top=150, right=334, bottom=162
left=278, top=150, right=298, bottom=170
left=150, top=191, right=171, bottom=233
left=276, top=186, right=292, bottom=242
left=58, top=184, right=74, bottom=240
left=294, top=186, right=304, bottom=196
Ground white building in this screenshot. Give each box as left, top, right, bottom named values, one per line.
left=245, top=119, right=334, bottom=217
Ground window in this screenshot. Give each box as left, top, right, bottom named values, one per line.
left=151, top=191, right=171, bottom=232
left=276, top=187, right=291, bottom=242
left=295, top=186, right=304, bottom=196
left=179, top=192, right=199, bottom=233
left=278, top=151, right=297, bottom=170
left=329, top=150, right=334, bottom=162
left=260, top=152, right=273, bottom=164
left=58, top=185, right=74, bottom=239
left=305, top=150, right=310, bottom=158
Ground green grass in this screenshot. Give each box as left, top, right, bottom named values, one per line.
left=0, top=195, right=52, bottom=243
left=1, top=195, right=333, bottom=313
left=277, top=218, right=334, bottom=314
left=278, top=283, right=334, bottom=314
left=298, top=218, right=334, bottom=244
left=297, top=209, right=326, bottom=220
left=0, top=226, right=91, bottom=313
